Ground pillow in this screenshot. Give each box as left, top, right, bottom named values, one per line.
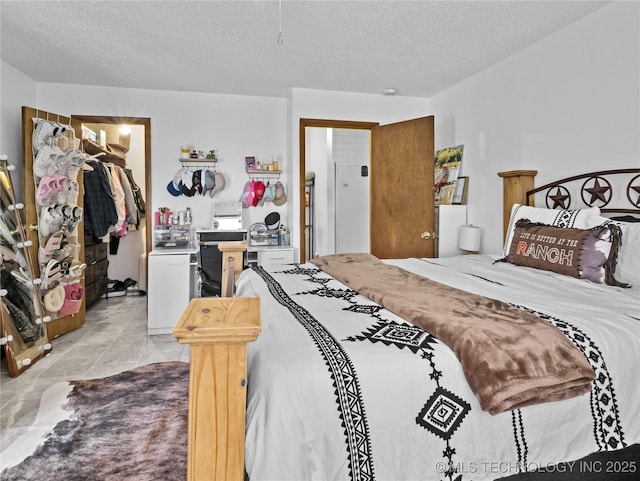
left=501, top=219, right=627, bottom=286
left=503, top=204, right=602, bottom=256
left=594, top=216, right=640, bottom=288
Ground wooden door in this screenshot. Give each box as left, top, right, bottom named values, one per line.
left=22, top=106, right=86, bottom=338
left=370, top=116, right=435, bottom=259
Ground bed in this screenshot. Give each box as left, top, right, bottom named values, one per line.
left=174, top=169, right=640, bottom=481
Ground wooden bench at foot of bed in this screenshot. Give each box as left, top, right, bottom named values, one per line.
left=173, top=242, right=260, bottom=481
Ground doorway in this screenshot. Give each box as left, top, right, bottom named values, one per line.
left=300, top=119, right=377, bottom=263
left=305, top=127, right=371, bottom=256
left=300, top=116, right=435, bottom=263
left=71, top=115, right=152, bottom=291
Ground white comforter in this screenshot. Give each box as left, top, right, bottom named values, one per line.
left=237, top=255, right=640, bottom=481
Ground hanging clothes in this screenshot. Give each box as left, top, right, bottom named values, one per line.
left=123, top=168, right=146, bottom=223
left=83, top=161, right=118, bottom=239
left=116, top=165, right=138, bottom=229
left=105, top=163, right=126, bottom=236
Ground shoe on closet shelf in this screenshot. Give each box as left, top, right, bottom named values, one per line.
left=58, top=282, right=83, bottom=317
left=33, top=145, right=58, bottom=178
left=32, top=119, right=62, bottom=154
left=41, top=258, right=62, bottom=290
left=42, top=284, right=65, bottom=314
left=39, top=206, right=63, bottom=239
left=66, top=262, right=87, bottom=282
left=35, top=174, right=67, bottom=207
left=55, top=180, right=78, bottom=205
left=40, top=230, right=65, bottom=264
left=58, top=150, right=86, bottom=179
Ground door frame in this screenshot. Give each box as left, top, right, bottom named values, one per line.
left=299, top=119, right=378, bottom=263
left=71, top=115, right=152, bottom=259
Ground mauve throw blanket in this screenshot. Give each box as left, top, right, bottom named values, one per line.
left=311, top=253, right=595, bottom=414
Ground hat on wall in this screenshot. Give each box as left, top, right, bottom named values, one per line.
left=192, top=169, right=203, bottom=194
left=209, top=172, right=226, bottom=197
left=272, top=181, right=287, bottom=206
left=181, top=168, right=196, bottom=197
left=203, top=169, right=216, bottom=193
left=246, top=179, right=257, bottom=207
left=262, top=183, right=276, bottom=203
left=167, top=168, right=183, bottom=196
left=239, top=180, right=252, bottom=208
left=253, top=180, right=266, bottom=207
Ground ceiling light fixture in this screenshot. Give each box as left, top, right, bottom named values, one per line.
left=277, top=0, right=284, bottom=45
left=383, top=88, right=397, bottom=96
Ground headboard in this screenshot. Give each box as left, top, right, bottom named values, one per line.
left=498, top=168, right=640, bottom=241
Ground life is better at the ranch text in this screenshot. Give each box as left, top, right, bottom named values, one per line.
left=515, top=231, right=578, bottom=266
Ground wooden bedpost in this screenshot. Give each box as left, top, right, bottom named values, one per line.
left=174, top=242, right=260, bottom=481
left=219, top=241, right=248, bottom=297
left=497, top=170, right=537, bottom=242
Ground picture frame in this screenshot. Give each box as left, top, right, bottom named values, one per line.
left=245, top=156, right=256, bottom=172
left=434, top=144, right=464, bottom=205
left=452, top=176, right=468, bottom=205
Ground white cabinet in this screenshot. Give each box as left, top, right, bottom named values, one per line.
left=248, top=246, right=294, bottom=267
left=258, top=246, right=294, bottom=265
left=435, top=205, right=467, bottom=257
left=147, top=250, right=191, bottom=335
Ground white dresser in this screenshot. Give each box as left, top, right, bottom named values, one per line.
left=435, top=205, right=468, bottom=257
left=248, top=246, right=295, bottom=267
left=147, top=249, right=193, bottom=335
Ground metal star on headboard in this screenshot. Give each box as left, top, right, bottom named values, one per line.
left=581, top=176, right=611, bottom=207
left=546, top=186, right=571, bottom=209
left=627, top=175, right=640, bottom=208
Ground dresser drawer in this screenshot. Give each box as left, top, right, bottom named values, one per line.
left=85, top=264, right=95, bottom=285
left=85, top=244, right=97, bottom=265
left=257, top=247, right=294, bottom=265
left=94, top=242, right=108, bottom=261
left=93, top=259, right=109, bottom=282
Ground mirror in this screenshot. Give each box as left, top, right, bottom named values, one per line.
left=1, top=156, right=52, bottom=377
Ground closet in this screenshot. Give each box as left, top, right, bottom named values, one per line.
left=80, top=121, right=146, bottom=304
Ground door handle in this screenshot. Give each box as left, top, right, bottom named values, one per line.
left=420, top=231, right=433, bottom=240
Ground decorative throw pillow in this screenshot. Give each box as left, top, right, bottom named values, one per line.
left=500, top=219, right=627, bottom=287
left=503, top=204, right=602, bottom=256
left=594, top=216, right=640, bottom=289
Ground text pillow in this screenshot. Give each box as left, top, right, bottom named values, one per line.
left=503, top=204, right=602, bottom=256
left=501, top=219, right=627, bottom=287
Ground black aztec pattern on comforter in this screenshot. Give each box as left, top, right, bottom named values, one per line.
left=240, top=255, right=638, bottom=481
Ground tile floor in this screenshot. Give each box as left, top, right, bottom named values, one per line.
left=0, top=293, right=189, bottom=450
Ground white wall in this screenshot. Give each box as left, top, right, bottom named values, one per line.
left=306, top=128, right=332, bottom=256
left=430, top=1, right=640, bottom=254
left=34, top=83, right=288, bottom=232
left=0, top=60, right=37, bottom=203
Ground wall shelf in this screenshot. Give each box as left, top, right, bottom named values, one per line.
left=179, top=158, right=218, bottom=164
left=246, top=169, right=282, bottom=175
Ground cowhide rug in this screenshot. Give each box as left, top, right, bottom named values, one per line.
left=1, top=362, right=189, bottom=481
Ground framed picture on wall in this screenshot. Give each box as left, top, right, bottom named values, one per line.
left=434, top=144, right=464, bottom=205
left=452, top=176, right=468, bottom=204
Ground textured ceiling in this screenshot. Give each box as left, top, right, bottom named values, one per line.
left=1, top=0, right=609, bottom=98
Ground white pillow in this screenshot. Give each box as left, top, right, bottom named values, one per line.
left=503, top=204, right=602, bottom=256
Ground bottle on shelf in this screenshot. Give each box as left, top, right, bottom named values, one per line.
left=185, top=207, right=192, bottom=225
